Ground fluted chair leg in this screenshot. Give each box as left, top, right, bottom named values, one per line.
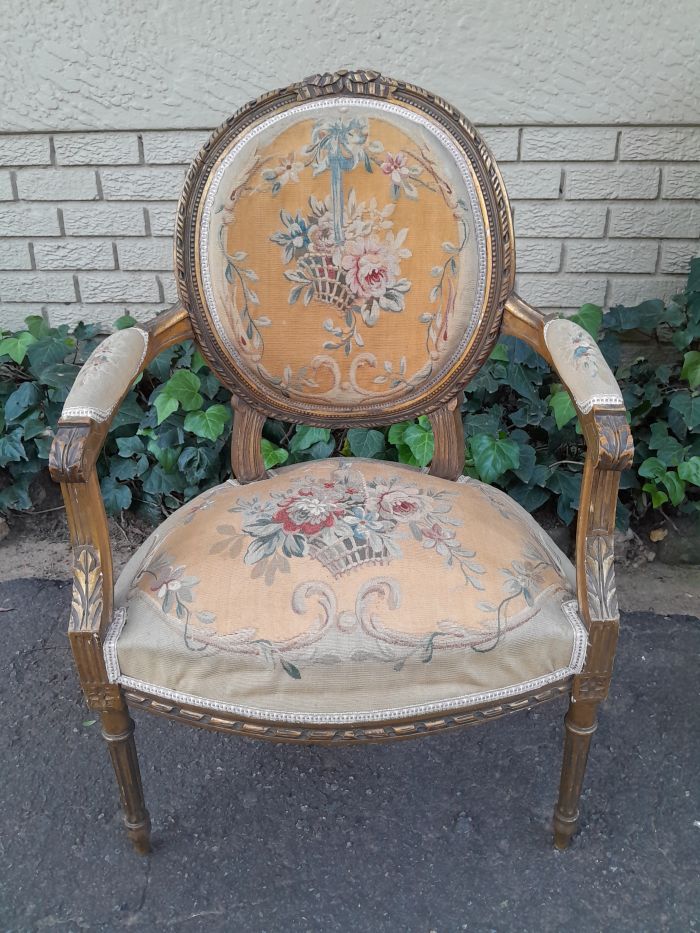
left=553, top=696, right=600, bottom=849
left=100, top=705, right=151, bottom=854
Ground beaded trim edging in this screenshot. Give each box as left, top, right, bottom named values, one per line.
left=199, top=96, right=487, bottom=389
left=576, top=394, right=625, bottom=414
left=102, top=599, right=587, bottom=725
left=61, top=328, right=150, bottom=423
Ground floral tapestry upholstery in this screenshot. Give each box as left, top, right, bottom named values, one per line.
left=545, top=319, right=623, bottom=414
left=105, top=460, right=587, bottom=724
left=199, top=98, right=486, bottom=410
left=62, top=327, right=149, bottom=422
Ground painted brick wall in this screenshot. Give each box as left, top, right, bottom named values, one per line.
left=1, top=124, right=698, bottom=330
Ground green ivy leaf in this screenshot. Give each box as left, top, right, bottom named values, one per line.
left=642, top=482, right=669, bottom=509
left=38, top=362, right=80, bottom=391
left=403, top=423, right=435, bottom=466
left=0, top=331, right=36, bottom=364
left=604, top=300, right=665, bottom=334
left=489, top=343, right=509, bottom=362
left=26, top=336, right=73, bottom=377
left=638, top=457, right=667, bottom=481
left=178, top=446, right=218, bottom=481
left=678, top=456, right=700, bottom=487
left=289, top=425, right=331, bottom=453
left=546, top=470, right=582, bottom=524
left=347, top=428, right=386, bottom=459
left=100, top=476, right=132, bottom=513
left=659, top=471, right=685, bottom=507
left=469, top=434, right=519, bottom=484
left=507, top=481, right=551, bottom=512
left=396, top=443, right=420, bottom=466
left=0, top=477, right=33, bottom=511
left=648, top=422, right=685, bottom=467
left=387, top=421, right=412, bottom=446
left=114, top=314, right=138, bottom=329
left=164, top=370, right=203, bottom=411
left=142, top=464, right=184, bottom=495
left=681, top=350, right=700, bottom=389
left=570, top=303, right=603, bottom=339
left=153, top=392, right=179, bottom=424
left=4, top=382, right=41, bottom=421
left=0, top=428, right=26, bottom=467
left=261, top=438, right=289, bottom=469
left=669, top=392, right=700, bottom=431
left=549, top=389, right=577, bottom=429
left=25, top=315, right=50, bottom=338
left=183, top=404, right=230, bottom=441
left=116, top=436, right=146, bottom=457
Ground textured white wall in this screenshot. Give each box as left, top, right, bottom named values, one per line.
left=1, top=0, right=698, bottom=327
left=3, top=0, right=699, bottom=130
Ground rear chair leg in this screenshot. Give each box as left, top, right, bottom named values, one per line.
left=100, top=704, right=151, bottom=854
left=553, top=696, right=600, bottom=849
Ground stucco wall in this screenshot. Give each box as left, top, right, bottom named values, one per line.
left=1, top=0, right=698, bottom=328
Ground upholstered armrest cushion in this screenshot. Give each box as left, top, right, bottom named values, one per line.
left=544, top=319, right=623, bottom=414
left=62, top=327, right=149, bottom=422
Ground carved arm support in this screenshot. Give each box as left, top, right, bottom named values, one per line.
left=48, top=305, right=193, bottom=697
left=503, top=294, right=633, bottom=701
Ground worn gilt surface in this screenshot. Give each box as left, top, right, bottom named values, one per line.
left=123, top=681, right=571, bottom=745
left=69, top=545, right=103, bottom=633
left=584, top=535, right=618, bottom=623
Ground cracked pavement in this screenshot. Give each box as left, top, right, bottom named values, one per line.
left=1, top=578, right=698, bottom=932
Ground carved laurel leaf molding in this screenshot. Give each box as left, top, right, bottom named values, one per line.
left=69, top=545, right=103, bottom=633
left=584, top=535, right=618, bottom=623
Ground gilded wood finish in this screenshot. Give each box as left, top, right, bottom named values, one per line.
left=123, top=680, right=572, bottom=745
left=428, top=396, right=466, bottom=481
left=175, top=69, right=515, bottom=427
left=50, top=74, right=634, bottom=854
left=49, top=304, right=192, bottom=854
left=503, top=293, right=633, bottom=849
left=230, top=394, right=266, bottom=484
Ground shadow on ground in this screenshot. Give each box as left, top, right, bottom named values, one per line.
left=1, top=579, right=698, bottom=932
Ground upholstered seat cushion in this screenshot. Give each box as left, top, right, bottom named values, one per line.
left=105, top=459, right=586, bottom=724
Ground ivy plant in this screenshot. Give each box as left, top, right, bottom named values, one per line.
left=1, top=259, right=698, bottom=528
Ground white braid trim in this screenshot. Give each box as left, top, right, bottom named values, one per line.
left=102, top=598, right=587, bottom=724
left=576, top=394, right=624, bottom=414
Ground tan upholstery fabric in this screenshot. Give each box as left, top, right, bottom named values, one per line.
left=62, top=328, right=149, bottom=421
left=199, top=98, right=486, bottom=410
left=106, top=460, right=586, bottom=723
left=545, top=319, right=623, bottom=413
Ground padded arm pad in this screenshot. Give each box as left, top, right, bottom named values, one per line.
left=544, top=319, right=623, bottom=414
left=62, top=327, right=149, bottom=422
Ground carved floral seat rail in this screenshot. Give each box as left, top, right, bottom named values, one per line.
left=49, top=70, right=633, bottom=855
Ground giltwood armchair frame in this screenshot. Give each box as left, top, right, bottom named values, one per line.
left=49, top=70, right=633, bottom=854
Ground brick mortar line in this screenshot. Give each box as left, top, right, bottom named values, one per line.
left=3, top=122, right=700, bottom=136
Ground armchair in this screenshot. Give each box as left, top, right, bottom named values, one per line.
left=49, top=70, right=632, bottom=855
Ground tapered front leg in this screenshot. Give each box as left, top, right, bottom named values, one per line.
left=553, top=697, right=600, bottom=849
left=100, top=705, right=151, bottom=855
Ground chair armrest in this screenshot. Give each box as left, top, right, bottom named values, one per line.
left=48, top=304, right=193, bottom=652
left=503, top=293, right=634, bottom=696
left=543, top=317, right=624, bottom=415
left=49, top=304, right=193, bottom=484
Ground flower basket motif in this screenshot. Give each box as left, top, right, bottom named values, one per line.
left=297, top=253, right=354, bottom=313
left=307, top=531, right=391, bottom=577
left=216, top=462, right=487, bottom=588
left=214, top=107, right=474, bottom=397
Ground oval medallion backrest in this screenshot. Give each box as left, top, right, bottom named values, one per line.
left=176, top=70, right=514, bottom=427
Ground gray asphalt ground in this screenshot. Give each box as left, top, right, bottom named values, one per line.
left=1, top=577, right=698, bottom=933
